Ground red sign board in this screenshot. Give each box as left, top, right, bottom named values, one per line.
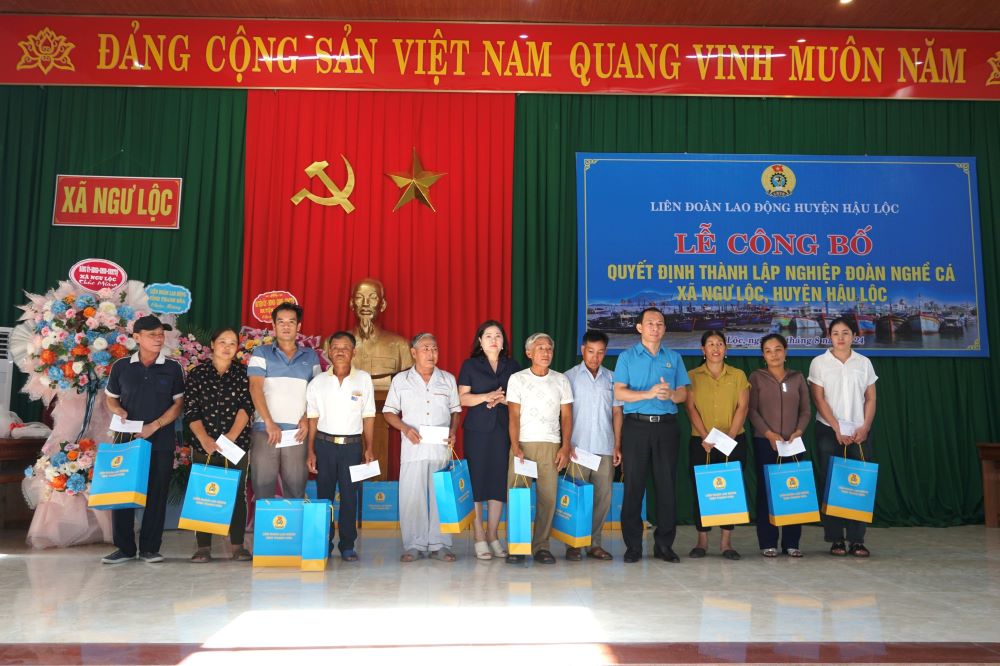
left=69, top=258, right=128, bottom=292
left=251, top=291, right=298, bottom=323
left=53, top=175, right=182, bottom=229
left=3, top=15, right=1000, bottom=100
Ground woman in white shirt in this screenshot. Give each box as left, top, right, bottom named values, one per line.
left=808, top=317, right=877, bottom=558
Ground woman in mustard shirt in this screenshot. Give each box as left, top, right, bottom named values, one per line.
left=684, top=330, right=750, bottom=560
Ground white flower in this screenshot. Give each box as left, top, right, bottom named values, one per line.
left=125, top=338, right=137, bottom=350
left=44, top=467, right=59, bottom=481
left=98, top=301, right=117, bottom=315
left=92, top=337, right=108, bottom=351
left=63, top=462, right=79, bottom=475
left=72, top=361, right=85, bottom=374
left=41, top=335, right=57, bottom=348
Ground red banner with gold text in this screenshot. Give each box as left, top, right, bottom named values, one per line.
left=4, top=15, right=1000, bottom=100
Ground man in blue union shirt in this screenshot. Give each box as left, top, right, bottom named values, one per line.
left=613, top=307, right=690, bottom=563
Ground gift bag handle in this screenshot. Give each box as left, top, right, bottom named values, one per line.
left=841, top=441, right=867, bottom=462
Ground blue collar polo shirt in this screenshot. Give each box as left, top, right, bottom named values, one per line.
left=613, top=343, right=690, bottom=415
left=247, top=343, right=322, bottom=431
left=565, top=362, right=624, bottom=456
left=105, top=352, right=185, bottom=451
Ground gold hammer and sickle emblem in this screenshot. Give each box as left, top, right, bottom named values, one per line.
left=290, top=155, right=356, bottom=213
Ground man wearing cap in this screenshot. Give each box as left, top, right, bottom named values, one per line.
left=102, top=315, right=185, bottom=564
left=383, top=333, right=462, bottom=562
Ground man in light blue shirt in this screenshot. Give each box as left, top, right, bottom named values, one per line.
left=564, top=330, right=623, bottom=561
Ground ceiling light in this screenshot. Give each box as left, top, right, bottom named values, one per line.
left=839, top=0, right=853, bottom=4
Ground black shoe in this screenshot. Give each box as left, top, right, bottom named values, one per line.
left=623, top=549, right=642, bottom=563
left=654, top=546, right=680, bottom=563
left=101, top=549, right=135, bottom=565
left=505, top=554, right=525, bottom=564
left=138, top=551, right=164, bottom=563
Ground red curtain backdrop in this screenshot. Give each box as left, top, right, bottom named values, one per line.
left=242, top=90, right=515, bottom=463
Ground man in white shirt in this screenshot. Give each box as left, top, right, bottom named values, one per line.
left=306, top=331, right=376, bottom=562
left=383, top=333, right=462, bottom=562
left=564, top=330, right=623, bottom=561
left=506, top=333, right=574, bottom=565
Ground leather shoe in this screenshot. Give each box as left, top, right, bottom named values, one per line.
left=623, top=549, right=642, bottom=563
left=653, top=546, right=680, bottom=563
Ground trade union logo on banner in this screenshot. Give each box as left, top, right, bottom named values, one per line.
left=761, top=164, right=797, bottom=197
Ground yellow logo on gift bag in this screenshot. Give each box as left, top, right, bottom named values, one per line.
left=273, top=515, right=287, bottom=529
left=375, top=491, right=385, bottom=503
left=205, top=482, right=219, bottom=496
left=110, top=455, right=124, bottom=468
left=458, top=478, right=466, bottom=491
left=786, top=476, right=799, bottom=490
left=848, top=473, right=861, bottom=486
left=712, top=476, right=727, bottom=490
left=560, top=494, right=570, bottom=508
left=335, top=492, right=340, bottom=501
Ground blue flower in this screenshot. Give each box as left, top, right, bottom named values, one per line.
left=91, top=351, right=112, bottom=365
left=24, top=466, right=33, bottom=478
left=51, top=451, right=68, bottom=467
left=66, top=473, right=86, bottom=493
left=47, top=366, right=64, bottom=380
left=74, top=294, right=96, bottom=309
left=86, top=330, right=100, bottom=343
left=58, top=379, right=71, bottom=390
left=51, top=301, right=68, bottom=315
left=104, top=332, right=118, bottom=344
left=117, top=305, right=134, bottom=319
left=35, top=321, right=46, bottom=333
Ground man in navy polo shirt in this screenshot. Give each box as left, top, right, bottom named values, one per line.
left=102, top=315, right=185, bottom=564
left=613, top=307, right=690, bottom=564
left=248, top=302, right=321, bottom=500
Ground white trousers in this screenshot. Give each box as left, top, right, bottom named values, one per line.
left=399, top=459, right=452, bottom=552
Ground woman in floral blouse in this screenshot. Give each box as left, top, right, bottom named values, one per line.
left=184, top=328, right=254, bottom=562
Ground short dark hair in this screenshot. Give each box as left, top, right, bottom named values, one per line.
left=759, top=333, right=787, bottom=351
left=326, top=330, right=356, bottom=348
left=828, top=317, right=858, bottom=337
left=209, top=327, right=240, bottom=344
left=700, top=330, right=726, bottom=347
left=470, top=319, right=510, bottom=358
left=272, top=302, right=303, bottom=323
left=638, top=307, right=664, bottom=324
left=581, top=330, right=609, bottom=347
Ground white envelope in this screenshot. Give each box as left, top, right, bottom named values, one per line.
left=417, top=425, right=450, bottom=445
left=837, top=420, right=862, bottom=437
left=109, top=414, right=143, bottom=433
left=276, top=429, right=302, bottom=448
left=572, top=448, right=601, bottom=472
left=513, top=457, right=538, bottom=479
left=349, top=460, right=381, bottom=482
left=704, top=428, right=738, bottom=456
left=777, top=437, right=807, bottom=457
left=215, top=434, right=246, bottom=465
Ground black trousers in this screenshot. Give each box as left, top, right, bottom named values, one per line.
left=112, top=448, right=173, bottom=556
left=752, top=436, right=802, bottom=550
left=815, top=421, right=873, bottom=544
left=315, top=437, right=362, bottom=552
left=621, top=416, right=680, bottom=553
left=688, top=435, right=747, bottom=532
left=192, top=449, right=250, bottom=548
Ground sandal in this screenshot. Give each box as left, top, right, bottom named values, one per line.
left=341, top=549, right=359, bottom=562
left=587, top=546, right=613, bottom=561
left=231, top=547, right=252, bottom=562
left=688, top=547, right=707, bottom=558
left=488, top=539, right=507, bottom=558
left=722, top=549, right=742, bottom=561
left=830, top=541, right=848, bottom=556
left=474, top=541, right=492, bottom=560
left=784, top=548, right=804, bottom=558
left=400, top=549, right=421, bottom=562
left=533, top=549, right=556, bottom=564
left=760, top=547, right=779, bottom=558
left=190, top=548, right=212, bottom=563
left=565, top=547, right=583, bottom=561
left=848, top=542, right=870, bottom=558
left=428, top=548, right=456, bottom=562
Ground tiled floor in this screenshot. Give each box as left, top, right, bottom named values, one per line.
left=0, top=525, right=997, bottom=664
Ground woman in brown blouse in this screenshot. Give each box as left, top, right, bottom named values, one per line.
left=184, top=328, right=254, bottom=563
left=748, top=333, right=812, bottom=558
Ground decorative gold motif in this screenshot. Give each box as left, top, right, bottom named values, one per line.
left=290, top=155, right=356, bottom=213
left=16, top=27, right=76, bottom=75
left=583, top=159, right=599, bottom=171
left=955, top=162, right=970, bottom=175
left=387, top=148, right=445, bottom=212
left=987, top=51, right=1000, bottom=86
left=968, top=339, right=981, bottom=351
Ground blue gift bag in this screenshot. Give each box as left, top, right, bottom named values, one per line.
left=507, top=484, right=533, bottom=555
left=693, top=461, right=750, bottom=527
left=301, top=500, right=332, bottom=571
left=361, top=481, right=399, bottom=529
left=433, top=458, right=474, bottom=533
left=88, top=438, right=152, bottom=510
left=605, top=481, right=647, bottom=530
left=482, top=485, right=536, bottom=527
left=177, top=462, right=242, bottom=535
left=764, top=460, right=821, bottom=526
left=253, top=499, right=305, bottom=567
left=551, top=475, right=594, bottom=548
left=823, top=452, right=878, bottom=523
left=306, top=479, right=352, bottom=523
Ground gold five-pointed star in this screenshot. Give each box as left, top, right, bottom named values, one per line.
left=387, top=148, right=446, bottom=212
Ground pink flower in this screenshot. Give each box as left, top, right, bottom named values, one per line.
left=65, top=308, right=76, bottom=318
left=116, top=334, right=127, bottom=345
left=78, top=374, right=89, bottom=386
left=56, top=330, right=68, bottom=341
left=85, top=317, right=98, bottom=328
left=97, top=288, right=114, bottom=299
left=41, top=326, right=51, bottom=336
left=75, top=332, right=86, bottom=343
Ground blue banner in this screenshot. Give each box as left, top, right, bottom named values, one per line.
left=577, top=153, right=987, bottom=356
